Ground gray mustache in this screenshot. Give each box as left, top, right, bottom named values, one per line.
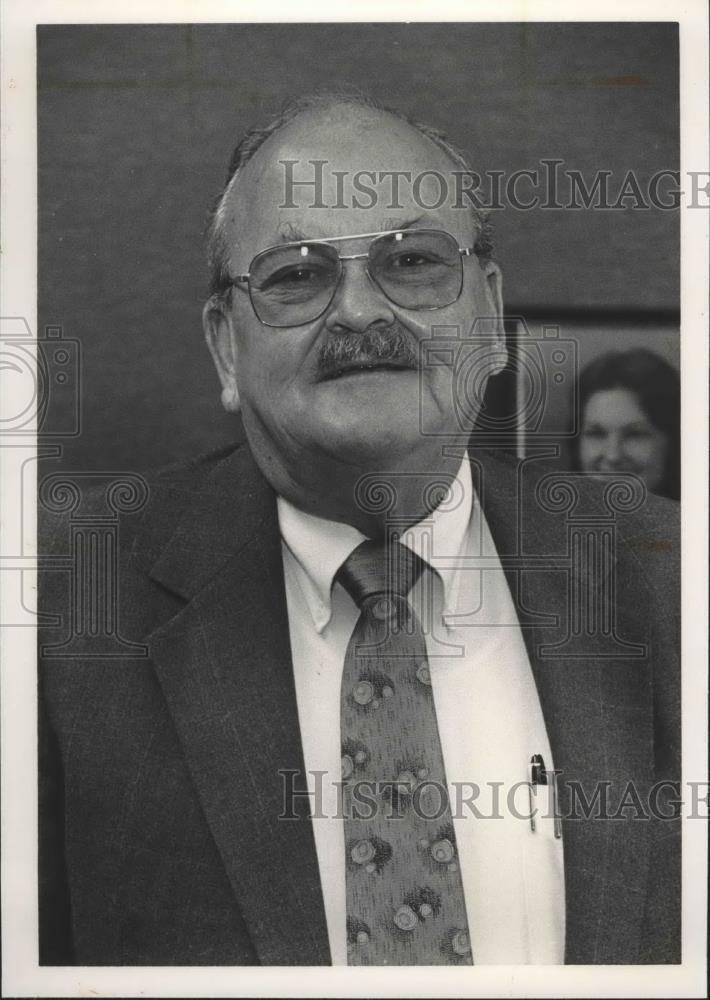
left=317, top=328, right=419, bottom=379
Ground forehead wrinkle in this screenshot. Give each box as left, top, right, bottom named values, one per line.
left=228, top=112, right=477, bottom=246
left=221, top=98, right=487, bottom=228
left=273, top=215, right=436, bottom=248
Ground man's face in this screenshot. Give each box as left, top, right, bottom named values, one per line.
left=205, top=107, right=505, bottom=472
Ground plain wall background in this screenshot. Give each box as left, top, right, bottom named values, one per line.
left=37, top=22, right=679, bottom=472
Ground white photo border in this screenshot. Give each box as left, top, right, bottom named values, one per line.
left=1, top=1, right=707, bottom=997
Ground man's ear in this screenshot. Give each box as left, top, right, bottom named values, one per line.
left=202, top=297, right=241, bottom=413
left=481, top=260, right=507, bottom=372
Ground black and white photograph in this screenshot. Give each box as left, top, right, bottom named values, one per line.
left=1, top=2, right=707, bottom=997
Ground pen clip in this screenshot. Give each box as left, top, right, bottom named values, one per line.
left=527, top=760, right=537, bottom=832
left=530, top=753, right=546, bottom=786
left=529, top=753, right=562, bottom=839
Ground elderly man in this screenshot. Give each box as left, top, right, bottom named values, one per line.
left=39, top=94, right=680, bottom=966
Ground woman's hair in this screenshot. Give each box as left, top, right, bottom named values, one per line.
left=572, top=347, right=680, bottom=500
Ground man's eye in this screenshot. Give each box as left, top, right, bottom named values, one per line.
left=390, top=252, right=437, bottom=268
left=262, top=266, right=322, bottom=288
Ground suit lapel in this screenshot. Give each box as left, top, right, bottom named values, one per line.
left=475, top=450, right=654, bottom=964
left=137, top=442, right=656, bottom=965
left=144, top=446, right=331, bottom=965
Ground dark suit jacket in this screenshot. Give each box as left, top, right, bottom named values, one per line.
left=38, top=441, right=681, bottom=965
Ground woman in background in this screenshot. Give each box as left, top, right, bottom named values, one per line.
left=573, top=348, right=680, bottom=500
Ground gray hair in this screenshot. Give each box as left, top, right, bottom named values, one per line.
left=205, top=90, right=494, bottom=302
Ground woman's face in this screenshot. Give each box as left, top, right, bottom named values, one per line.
left=579, top=388, right=669, bottom=493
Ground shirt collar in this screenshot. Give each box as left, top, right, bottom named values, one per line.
left=277, top=499, right=367, bottom=632
left=277, top=457, right=474, bottom=633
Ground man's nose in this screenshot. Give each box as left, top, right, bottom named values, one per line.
left=324, top=260, right=396, bottom=333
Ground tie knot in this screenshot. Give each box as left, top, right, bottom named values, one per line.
left=335, top=540, right=425, bottom=608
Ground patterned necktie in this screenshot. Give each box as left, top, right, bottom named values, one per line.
left=337, top=539, right=473, bottom=965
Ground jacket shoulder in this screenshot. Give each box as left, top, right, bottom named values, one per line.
left=37, top=442, right=250, bottom=557
left=473, top=447, right=679, bottom=586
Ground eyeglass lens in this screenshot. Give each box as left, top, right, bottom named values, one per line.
left=248, top=230, right=464, bottom=326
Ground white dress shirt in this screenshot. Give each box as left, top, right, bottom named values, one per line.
left=278, top=457, right=565, bottom=964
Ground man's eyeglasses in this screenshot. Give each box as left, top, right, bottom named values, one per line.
left=229, top=229, right=476, bottom=328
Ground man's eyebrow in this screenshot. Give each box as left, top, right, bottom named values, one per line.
left=382, top=216, right=425, bottom=231
left=277, top=222, right=310, bottom=243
